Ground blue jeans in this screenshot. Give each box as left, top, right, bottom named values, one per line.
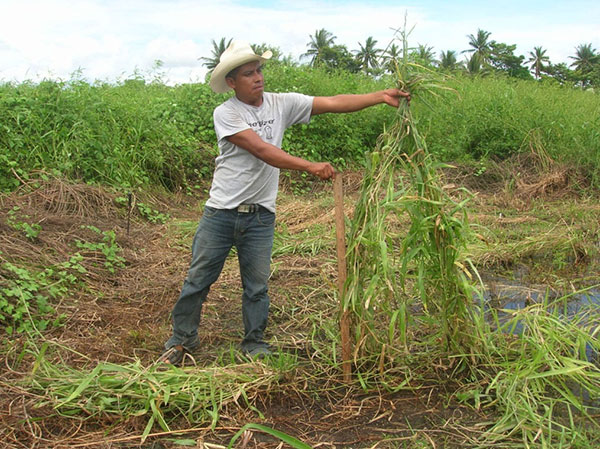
left=165, top=205, right=275, bottom=353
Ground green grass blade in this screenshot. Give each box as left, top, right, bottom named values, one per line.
left=228, top=423, right=312, bottom=449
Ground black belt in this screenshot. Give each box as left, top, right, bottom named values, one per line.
left=236, top=204, right=261, bottom=213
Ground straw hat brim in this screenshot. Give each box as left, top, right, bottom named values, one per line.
left=209, top=51, right=272, bottom=94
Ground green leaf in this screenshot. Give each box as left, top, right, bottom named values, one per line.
left=228, top=423, right=312, bottom=449
left=57, top=364, right=102, bottom=406
left=141, top=414, right=155, bottom=443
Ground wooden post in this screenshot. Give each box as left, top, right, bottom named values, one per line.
left=334, top=174, right=352, bottom=382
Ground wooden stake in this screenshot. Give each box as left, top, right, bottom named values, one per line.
left=126, top=192, right=132, bottom=236
left=334, top=174, right=352, bottom=382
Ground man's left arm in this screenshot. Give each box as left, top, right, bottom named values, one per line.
left=311, top=88, right=410, bottom=116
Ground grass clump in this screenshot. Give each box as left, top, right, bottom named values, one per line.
left=30, top=343, right=297, bottom=441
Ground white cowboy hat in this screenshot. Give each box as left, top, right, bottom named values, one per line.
left=209, top=40, right=273, bottom=93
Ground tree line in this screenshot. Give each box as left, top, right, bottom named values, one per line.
left=201, top=29, right=600, bottom=88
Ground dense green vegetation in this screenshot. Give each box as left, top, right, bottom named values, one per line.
left=415, top=76, right=600, bottom=172
left=1, top=62, right=599, bottom=192
left=0, top=78, right=219, bottom=191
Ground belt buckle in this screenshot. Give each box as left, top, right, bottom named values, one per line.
left=238, top=204, right=252, bottom=213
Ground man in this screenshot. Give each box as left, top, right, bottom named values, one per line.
left=160, top=40, right=410, bottom=364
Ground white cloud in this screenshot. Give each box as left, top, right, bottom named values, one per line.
left=144, top=38, right=201, bottom=67
left=1, top=0, right=598, bottom=84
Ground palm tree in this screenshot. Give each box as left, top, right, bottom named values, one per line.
left=439, top=50, right=459, bottom=70
left=463, top=29, right=492, bottom=65
left=411, top=44, right=436, bottom=66
left=527, top=46, right=550, bottom=79
left=302, top=29, right=337, bottom=67
left=251, top=43, right=282, bottom=61
left=465, top=53, right=482, bottom=75
left=569, top=43, right=599, bottom=73
left=381, top=43, right=401, bottom=73
left=200, top=38, right=232, bottom=72
left=354, top=36, right=382, bottom=74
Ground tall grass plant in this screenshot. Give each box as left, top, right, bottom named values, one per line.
left=341, top=28, right=600, bottom=446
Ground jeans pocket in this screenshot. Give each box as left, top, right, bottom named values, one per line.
left=202, top=205, right=219, bottom=218
left=257, top=209, right=275, bottom=226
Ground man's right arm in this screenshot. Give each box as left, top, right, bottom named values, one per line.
left=226, top=129, right=334, bottom=180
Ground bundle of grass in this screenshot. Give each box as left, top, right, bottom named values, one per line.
left=343, top=26, right=483, bottom=375
left=30, top=344, right=297, bottom=442
left=475, top=293, right=600, bottom=447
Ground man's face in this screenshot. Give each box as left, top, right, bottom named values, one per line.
left=226, top=61, right=264, bottom=106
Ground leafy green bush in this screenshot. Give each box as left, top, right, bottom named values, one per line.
left=6, top=207, right=41, bottom=240
left=0, top=257, right=78, bottom=335
left=0, top=222, right=128, bottom=335
left=75, top=226, right=125, bottom=274
left=1, top=67, right=599, bottom=191
left=0, top=78, right=218, bottom=191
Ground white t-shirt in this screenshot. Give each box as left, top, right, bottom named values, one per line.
left=206, top=92, right=314, bottom=212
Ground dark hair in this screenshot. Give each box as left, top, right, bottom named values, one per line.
left=226, top=66, right=241, bottom=80
left=226, top=61, right=264, bottom=80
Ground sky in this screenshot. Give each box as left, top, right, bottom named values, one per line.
left=1, top=0, right=599, bottom=85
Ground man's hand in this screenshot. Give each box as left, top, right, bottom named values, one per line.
left=382, top=88, right=411, bottom=107
left=308, top=162, right=335, bottom=180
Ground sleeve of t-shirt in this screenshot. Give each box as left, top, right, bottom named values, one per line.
left=213, top=103, right=250, bottom=143
left=281, top=93, right=314, bottom=128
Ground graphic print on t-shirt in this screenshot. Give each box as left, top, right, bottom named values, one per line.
left=264, top=125, right=273, bottom=140
left=246, top=118, right=276, bottom=141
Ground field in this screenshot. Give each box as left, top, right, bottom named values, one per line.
left=2, top=67, right=600, bottom=448
left=2, top=158, right=600, bottom=448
